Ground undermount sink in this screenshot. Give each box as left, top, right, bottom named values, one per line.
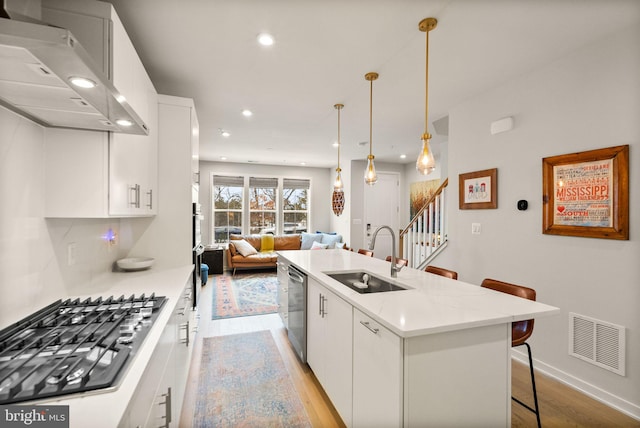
left=325, top=271, right=410, bottom=294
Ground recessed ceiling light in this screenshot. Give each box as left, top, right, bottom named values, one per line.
left=68, top=76, right=96, bottom=88
left=332, top=141, right=339, bottom=148
left=242, top=109, right=253, bottom=117
left=220, top=156, right=227, bottom=161
left=257, top=33, right=274, bottom=46
left=400, top=154, right=407, bottom=159
left=300, top=162, right=306, bottom=166
left=221, top=130, right=230, bottom=137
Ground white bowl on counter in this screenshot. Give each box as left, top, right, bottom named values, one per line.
left=117, top=257, right=155, bottom=271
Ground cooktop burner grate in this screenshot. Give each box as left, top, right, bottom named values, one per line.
left=0, top=294, right=166, bottom=405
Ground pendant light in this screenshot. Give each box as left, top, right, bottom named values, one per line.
left=416, top=17, right=437, bottom=175
left=364, top=72, right=379, bottom=185
left=332, top=103, right=345, bottom=216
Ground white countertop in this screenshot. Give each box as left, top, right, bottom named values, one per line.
left=34, top=265, right=194, bottom=428
left=278, top=249, right=559, bottom=338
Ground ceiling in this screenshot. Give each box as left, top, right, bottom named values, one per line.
left=105, top=0, right=639, bottom=169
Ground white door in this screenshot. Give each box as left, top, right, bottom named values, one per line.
left=363, top=172, right=400, bottom=260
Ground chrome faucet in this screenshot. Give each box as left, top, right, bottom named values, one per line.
left=369, top=225, right=404, bottom=278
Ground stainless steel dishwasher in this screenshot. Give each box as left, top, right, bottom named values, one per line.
left=287, top=264, right=307, bottom=362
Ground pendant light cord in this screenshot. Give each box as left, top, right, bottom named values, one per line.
left=424, top=28, right=429, bottom=136
left=369, top=78, right=373, bottom=156
left=337, top=105, right=341, bottom=169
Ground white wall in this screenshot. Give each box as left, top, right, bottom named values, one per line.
left=437, top=24, right=640, bottom=417
left=198, top=161, right=331, bottom=245
left=0, top=107, right=139, bottom=328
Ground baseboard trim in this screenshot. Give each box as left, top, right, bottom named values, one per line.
left=511, top=349, right=640, bottom=421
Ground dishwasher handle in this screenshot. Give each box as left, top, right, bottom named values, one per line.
left=288, top=269, right=305, bottom=284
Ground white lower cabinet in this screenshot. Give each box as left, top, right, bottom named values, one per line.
left=306, top=278, right=353, bottom=426
left=120, top=280, right=197, bottom=427
left=352, top=309, right=403, bottom=428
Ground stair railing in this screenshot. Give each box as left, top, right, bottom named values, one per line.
left=399, top=178, right=448, bottom=269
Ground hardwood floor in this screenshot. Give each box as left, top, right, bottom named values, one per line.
left=180, top=277, right=639, bottom=427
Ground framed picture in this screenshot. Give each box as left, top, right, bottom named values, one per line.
left=542, top=145, right=629, bottom=240
left=458, top=168, right=497, bottom=209
left=410, top=179, right=441, bottom=219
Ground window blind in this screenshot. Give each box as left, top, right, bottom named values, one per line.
left=283, top=178, right=310, bottom=189
left=213, top=175, right=244, bottom=187
left=249, top=177, right=278, bottom=188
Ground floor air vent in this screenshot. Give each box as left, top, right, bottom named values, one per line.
left=569, top=313, right=625, bottom=376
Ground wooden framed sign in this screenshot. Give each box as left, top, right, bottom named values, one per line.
left=458, top=168, right=497, bottom=209
left=542, top=145, right=629, bottom=240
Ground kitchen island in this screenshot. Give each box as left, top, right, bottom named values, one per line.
left=277, top=249, right=559, bottom=427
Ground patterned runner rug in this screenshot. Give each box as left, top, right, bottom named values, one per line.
left=212, top=270, right=278, bottom=320
left=193, top=330, right=311, bottom=428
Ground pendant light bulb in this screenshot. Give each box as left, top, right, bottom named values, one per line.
left=364, top=72, right=379, bottom=186
left=416, top=17, right=438, bottom=175
left=334, top=169, right=343, bottom=190
left=365, top=154, right=378, bottom=185
left=416, top=134, right=436, bottom=175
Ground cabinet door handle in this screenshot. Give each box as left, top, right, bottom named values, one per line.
left=158, top=387, right=172, bottom=427
left=129, top=184, right=137, bottom=207
left=318, top=293, right=322, bottom=316
left=321, top=296, right=328, bottom=318
left=146, top=189, right=153, bottom=209
left=180, top=321, right=190, bottom=347
left=129, top=184, right=141, bottom=208
left=360, top=320, right=379, bottom=334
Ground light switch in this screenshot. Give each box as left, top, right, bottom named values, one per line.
left=471, top=223, right=481, bottom=235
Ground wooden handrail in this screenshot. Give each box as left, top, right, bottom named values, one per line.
left=401, top=178, right=448, bottom=236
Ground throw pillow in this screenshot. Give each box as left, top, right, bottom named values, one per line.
left=233, top=239, right=258, bottom=257
left=335, top=242, right=346, bottom=249
left=261, top=234, right=275, bottom=252
left=321, top=233, right=343, bottom=249
left=310, top=241, right=329, bottom=250
left=301, top=232, right=322, bottom=250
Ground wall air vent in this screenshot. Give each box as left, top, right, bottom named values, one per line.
left=569, top=312, right=625, bottom=376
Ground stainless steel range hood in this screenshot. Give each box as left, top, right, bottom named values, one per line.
left=0, top=9, right=148, bottom=135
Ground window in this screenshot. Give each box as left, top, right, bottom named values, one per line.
left=249, top=177, right=277, bottom=234
left=212, top=176, right=243, bottom=243
left=212, top=175, right=311, bottom=242
left=282, top=179, right=309, bottom=234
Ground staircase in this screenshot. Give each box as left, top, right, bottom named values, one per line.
left=399, top=178, right=448, bottom=269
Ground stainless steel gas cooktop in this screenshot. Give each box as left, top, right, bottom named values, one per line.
left=0, top=294, right=166, bottom=404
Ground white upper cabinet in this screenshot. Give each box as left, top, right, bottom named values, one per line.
left=42, top=0, right=158, bottom=217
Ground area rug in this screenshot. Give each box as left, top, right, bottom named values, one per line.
left=193, top=330, right=312, bottom=428
left=212, top=271, right=279, bottom=320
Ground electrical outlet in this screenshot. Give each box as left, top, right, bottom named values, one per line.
left=67, top=243, right=77, bottom=266
left=471, top=223, right=481, bottom=235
